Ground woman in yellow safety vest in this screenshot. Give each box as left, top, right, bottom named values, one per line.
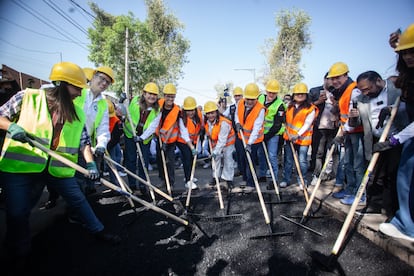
left=123, top=82, right=160, bottom=193
left=0, top=62, right=120, bottom=272
left=280, top=83, right=319, bottom=189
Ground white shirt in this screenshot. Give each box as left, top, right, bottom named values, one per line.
left=83, top=89, right=110, bottom=149
left=370, top=84, right=388, bottom=138
left=207, top=118, right=232, bottom=155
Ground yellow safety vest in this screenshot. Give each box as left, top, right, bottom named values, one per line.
left=0, top=89, right=85, bottom=177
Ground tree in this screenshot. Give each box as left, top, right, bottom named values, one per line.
left=263, top=9, right=311, bottom=94
left=87, top=0, right=190, bottom=96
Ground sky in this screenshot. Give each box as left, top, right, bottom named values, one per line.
left=0, top=0, right=413, bottom=106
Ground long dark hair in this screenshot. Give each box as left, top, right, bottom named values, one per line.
left=139, top=92, right=160, bottom=112
left=182, top=108, right=200, bottom=127
left=46, top=82, right=79, bottom=123
left=288, top=93, right=312, bottom=109
left=395, top=54, right=414, bottom=102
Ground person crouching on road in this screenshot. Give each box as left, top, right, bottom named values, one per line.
left=281, top=83, right=318, bottom=189
left=204, top=101, right=236, bottom=189
left=138, top=83, right=195, bottom=190
left=0, top=62, right=120, bottom=272
left=123, top=82, right=160, bottom=194
left=177, top=96, right=203, bottom=190
left=234, top=83, right=265, bottom=193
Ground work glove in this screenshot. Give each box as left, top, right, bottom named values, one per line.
left=161, top=142, right=167, bottom=152
left=290, top=135, right=299, bottom=143
left=245, top=144, right=252, bottom=155
left=94, top=146, right=106, bottom=158
left=211, top=152, right=217, bottom=159
left=134, top=136, right=143, bottom=143
left=235, top=123, right=242, bottom=133
left=376, top=107, right=391, bottom=129
left=330, top=135, right=345, bottom=147
left=86, top=161, right=99, bottom=180
left=373, top=136, right=400, bottom=153
left=8, top=123, right=28, bottom=143
left=191, top=148, right=197, bottom=156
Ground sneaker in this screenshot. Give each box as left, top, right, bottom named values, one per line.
left=311, top=175, right=318, bottom=186
left=243, top=186, right=255, bottom=193
left=340, top=195, right=366, bottom=206
left=185, top=181, right=198, bottom=190
left=231, top=186, right=244, bottom=193
left=332, top=189, right=350, bottom=199
left=379, top=223, right=414, bottom=242
left=203, top=162, right=211, bottom=169
left=192, top=177, right=198, bottom=183
left=148, top=164, right=153, bottom=171
left=118, top=171, right=127, bottom=177
left=103, top=171, right=110, bottom=177
left=279, top=181, right=287, bottom=188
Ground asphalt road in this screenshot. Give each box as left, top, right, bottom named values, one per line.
left=1, top=161, right=414, bottom=275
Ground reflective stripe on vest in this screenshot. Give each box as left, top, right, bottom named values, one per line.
left=205, top=116, right=236, bottom=148
left=0, top=89, right=84, bottom=177
left=236, top=99, right=264, bottom=144
left=123, top=96, right=159, bottom=144
left=258, top=94, right=286, bottom=135
left=283, top=104, right=318, bottom=146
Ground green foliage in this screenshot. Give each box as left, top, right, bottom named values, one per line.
left=264, top=9, right=311, bottom=94
left=87, top=0, right=190, bottom=97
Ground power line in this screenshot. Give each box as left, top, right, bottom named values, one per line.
left=69, top=0, right=96, bottom=21
left=10, top=0, right=88, bottom=51
left=43, top=0, right=88, bottom=35
left=0, top=16, right=88, bottom=44
left=0, top=38, right=62, bottom=57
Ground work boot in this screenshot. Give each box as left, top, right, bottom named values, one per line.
left=94, top=230, right=121, bottom=245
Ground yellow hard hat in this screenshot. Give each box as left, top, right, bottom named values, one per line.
left=163, top=83, right=177, bottom=95
left=183, top=96, right=197, bottom=110
left=204, top=101, right=218, bottom=113
left=82, top=67, right=94, bottom=82
left=292, top=82, right=308, bottom=94
left=395, top=23, right=414, bottom=52
left=95, top=66, right=115, bottom=83
left=265, top=79, right=281, bottom=93
left=244, top=83, right=260, bottom=99
left=327, top=62, right=349, bottom=78
left=233, top=86, right=243, bottom=96
left=105, top=98, right=115, bottom=117
left=143, top=82, right=159, bottom=94
left=49, top=62, right=88, bottom=89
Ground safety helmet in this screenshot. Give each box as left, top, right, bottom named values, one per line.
left=105, top=98, right=115, bottom=117
left=292, top=83, right=309, bottom=94
left=95, top=66, right=115, bottom=83
left=395, top=23, right=414, bottom=52
left=233, top=86, right=243, bottom=96
left=163, top=83, right=177, bottom=95
left=204, top=101, right=218, bottom=113
left=183, top=96, right=197, bottom=110
left=49, top=61, right=88, bottom=89
left=244, top=83, right=260, bottom=99
left=143, top=82, right=159, bottom=94
left=265, top=79, right=281, bottom=93
left=82, top=67, right=94, bottom=82
left=327, top=62, right=349, bottom=78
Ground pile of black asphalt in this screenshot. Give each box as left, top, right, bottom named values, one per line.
left=14, top=186, right=414, bottom=275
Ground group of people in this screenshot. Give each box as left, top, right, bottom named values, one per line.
left=1, top=22, right=414, bottom=273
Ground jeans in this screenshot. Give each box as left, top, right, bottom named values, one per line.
left=243, top=143, right=261, bottom=187
left=176, top=142, right=192, bottom=182
left=335, top=145, right=345, bottom=185
left=313, top=129, right=337, bottom=176
left=3, top=171, right=103, bottom=256
left=258, top=135, right=280, bottom=180
left=124, top=136, right=138, bottom=189
left=343, top=132, right=367, bottom=194
left=106, top=143, right=123, bottom=184
left=283, top=141, right=309, bottom=186
left=391, top=137, right=414, bottom=237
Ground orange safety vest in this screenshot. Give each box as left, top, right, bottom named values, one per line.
left=177, top=109, right=203, bottom=145
left=109, top=115, right=120, bottom=133
left=156, top=99, right=180, bottom=143
left=205, top=116, right=236, bottom=148
left=283, top=104, right=319, bottom=146
left=237, top=99, right=264, bottom=144
left=338, top=82, right=363, bottom=133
